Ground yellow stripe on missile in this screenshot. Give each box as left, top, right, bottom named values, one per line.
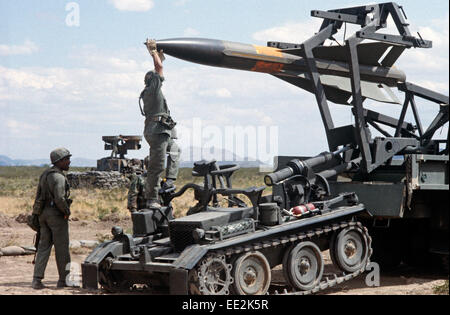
left=222, top=45, right=290, bottom=73
left=223, top=46, right=286, bottom=63
left=253, top=45, right=283, bottom=58
left=251, top=45, right=285, bottom=73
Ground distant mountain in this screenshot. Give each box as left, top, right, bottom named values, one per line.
left=0, top=155, right=96, bottom=167
left=0, top=147, right=271, bottom=168
left=0, top=155, right=13, bottom=166
left=70, top=158, right=97, bottom=167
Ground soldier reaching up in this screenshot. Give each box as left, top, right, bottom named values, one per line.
left=140, top=39, right=181, bottom=209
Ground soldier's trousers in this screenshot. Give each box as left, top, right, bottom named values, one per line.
left=33, top=209, right=71, bottom=282
left=144, top=133, right=180, bottom=201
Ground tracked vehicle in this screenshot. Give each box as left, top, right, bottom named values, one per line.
left=82, top=2, right=448, bottom=294
left=82, top=155, right=372, bottom=295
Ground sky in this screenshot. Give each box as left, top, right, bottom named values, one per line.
left=0, top=0, right=448, bottom=165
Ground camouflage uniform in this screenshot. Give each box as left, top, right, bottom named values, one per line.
left=127, top=172, right=147, bottom=212
left=141, top=71, right=180, bottom=202
left=32, top=165, right=72, bottom=287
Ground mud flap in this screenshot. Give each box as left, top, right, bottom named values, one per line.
left=82, top=263, right=99, bottom=290
left=173, top=244, right=208, bottom=270
left=170, top=268, right=188, bottom=295
left=81, top=240, right=125, bottom=290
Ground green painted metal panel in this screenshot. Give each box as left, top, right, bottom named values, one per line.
left=329, top=181, right=405, bottom=218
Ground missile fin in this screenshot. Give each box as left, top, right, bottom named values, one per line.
left=274, top=73, right=401, bottom=105
left=319, top=75, right=401, bottom=104
left=281, top=42, right=401, bottom=67
left=274, top=74, right=352, bottom=105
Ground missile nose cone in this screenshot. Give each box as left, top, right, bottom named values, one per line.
left=155, top=38, right=225, bottom=66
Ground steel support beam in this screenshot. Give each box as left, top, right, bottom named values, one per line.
left=300, top=24, right=338, bottom=151
left=346, top=37, right=373, bottom=172
left=399, top=82, right=449, bottom=105
left=356, top=32, right=432, bottom=48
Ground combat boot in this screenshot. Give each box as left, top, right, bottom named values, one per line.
left=146, top=199, right=161, bottom=209
left=57, top=279, right=80, bottom=288
left=31, top=278, right=45, bottom=290
left=162, top=179, right=176, bottom=190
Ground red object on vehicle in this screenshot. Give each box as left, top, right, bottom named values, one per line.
left=291, top=203, right=316, bottom=216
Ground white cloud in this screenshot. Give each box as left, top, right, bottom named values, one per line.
left=6, top=119, right=40, bottom=137
left=252, top=19, right=322, bottom=44
left=76, top=53, right=140, bottom=72
left=396, top=14, right=449, bottom=94
left=225, top=108, right=274, bottom=126
left=0, top=63, right=142, bottom=111
left=109, top=0, right=154, bottom=12
left=183, top=27, right=200, bottom=37
left=410, top=80, right=449, bottom=94
left=198, top=88, right=231, bottom=98
left=0, top=66, right=59, bottom=90
left=0, top=40, right=39, bottom=56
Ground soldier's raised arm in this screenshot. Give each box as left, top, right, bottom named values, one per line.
left=146, top=39, right=164, bottom=77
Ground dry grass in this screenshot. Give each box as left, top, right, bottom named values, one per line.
left=70, top=187, right=129, bottom=221
left=0, top=232, right=21, bottom=248
left=0, top=166, right=269, bottom=221
left=433, top=280, right=449, bottom=295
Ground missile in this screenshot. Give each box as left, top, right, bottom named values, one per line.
left=152, top=38, right=406, bottom=105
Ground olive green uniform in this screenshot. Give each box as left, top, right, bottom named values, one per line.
left=32, top=166, right=71, bottom=284
left=142, top=72, right=180, bottom=201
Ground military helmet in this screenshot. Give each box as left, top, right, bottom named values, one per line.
left=50, top=148, right=72, bottom=164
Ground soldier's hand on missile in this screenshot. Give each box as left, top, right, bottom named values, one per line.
left=145, top=38, right=157, bottom=49
left=145, top=38, right=157, bottom=55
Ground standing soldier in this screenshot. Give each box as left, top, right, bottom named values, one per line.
left=31, top=148, right=73, bottom=290
left=140, top=39, right=181, bottom=209
left=127, top=167, right=147, bottom=213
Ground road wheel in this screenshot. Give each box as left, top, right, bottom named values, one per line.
left=231, top=251, right=271, bottom=295
left=196, top=254, right=233, bottom=295
left=330, top=225, right=370, bottom=273
left=283, top=241, right=324, bottom=291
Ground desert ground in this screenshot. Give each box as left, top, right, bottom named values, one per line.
left=0, top=166, right=448, bottom=296
left=1, top=212, right=447, bottom=296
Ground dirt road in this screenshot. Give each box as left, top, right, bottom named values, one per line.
left=0, top=217, right=447, bottom=295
